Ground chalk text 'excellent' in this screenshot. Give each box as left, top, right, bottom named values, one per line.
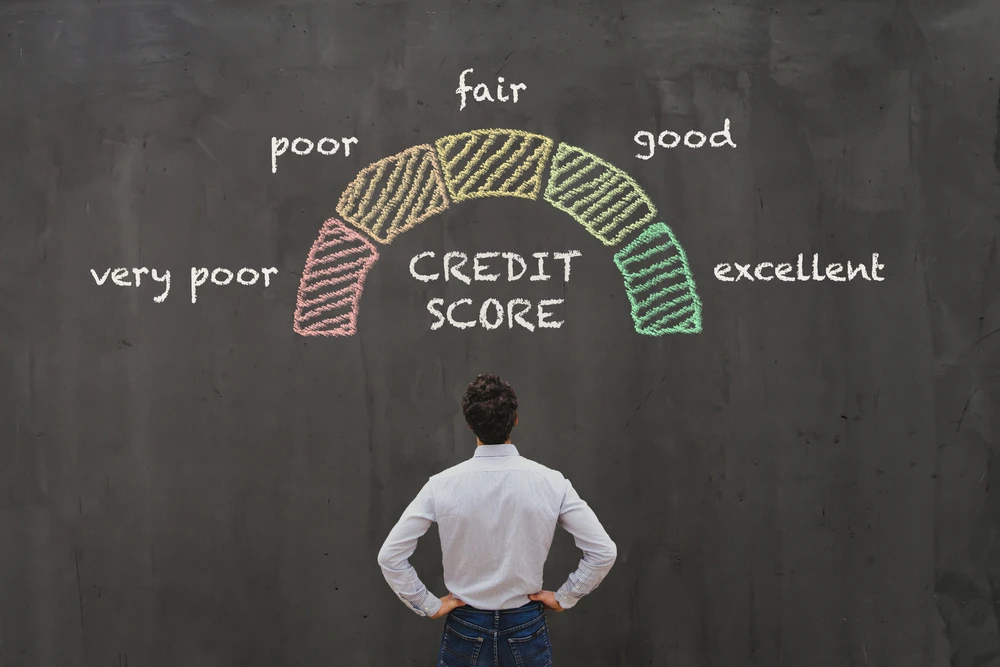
left=714, top=254, right=885, bottom=282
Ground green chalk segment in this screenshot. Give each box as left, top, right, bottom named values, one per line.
left=543, top=143, right=657, bottom=246
left=613, top=222, right=702, bottom=335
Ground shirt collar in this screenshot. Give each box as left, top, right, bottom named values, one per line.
left=473, top=443, right=519, bottom=458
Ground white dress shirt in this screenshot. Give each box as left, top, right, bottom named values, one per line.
left=377, top=443, right=617, bottom=617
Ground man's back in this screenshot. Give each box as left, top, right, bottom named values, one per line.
left=435, top=445, right=584, bottom=609
left=378, top=443, right=617, bottom=615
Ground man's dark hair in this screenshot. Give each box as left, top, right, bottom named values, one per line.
left=462, top=374, right=518, bottom=445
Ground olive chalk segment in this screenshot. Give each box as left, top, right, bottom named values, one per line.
left=543, top=142, right=657, bottom=247
left=296, top=129, right=703, bottom=337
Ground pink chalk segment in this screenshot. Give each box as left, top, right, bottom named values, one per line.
left=293, top=217, right=379, bottom=337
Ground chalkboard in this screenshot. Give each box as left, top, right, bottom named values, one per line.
left=2, top=1, right=999, bottom=666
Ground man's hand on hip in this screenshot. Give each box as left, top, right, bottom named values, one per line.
left=429, top=593, right=466, bottom=619
left=529, top=591, right=565, bottom=612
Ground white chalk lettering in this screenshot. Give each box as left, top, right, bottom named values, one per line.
left=409, top=251, right=439, bottom=282
left=530, top=252, right=550, bottom=282
left=407, top=251, right=580, bottom=283
left=507, top=298, right=534, bottom=331
left=90, top=266, right=170, bottom=302
left=412, top=250, right=578, bottom=331
left=271, top=136, right=358, bottom=173
left=427, top=298, right=446, bottom=330
left=474, top=83, right=493, bottom=103
left=316, top=138, right=339, bottom=155
left=635, top=118, right=737, bottom=159
left=191, top=267, right=208, bottom=302
left=291, top=138, right=313, bottom=155
left=473, top=252, right=500, bottom=281
left=713, top=263, right=733, bottom=282
left=456, top=68, right=526, bottom=110
left=871, top=253, right=885, bottom=281
left=211, top=268, right=233, bottom=285
left=684, top=131, right=707, bottom=148
left=111, top=268, right=131, bottom=287
left=552, top=251, right=582, bottom=282
left=659, top=131, right=681, bottom=149
left=754, top=262, right=773, bottom=281
left=447, top=298, right=476, bottom=329
left=503, top=252, right=528, bottom=281
left=191, top=267, right=278, bottom=302
left=714, top=254, right=886, bottom=283
left=711, top=119, right=737, bottom=147
left=270, top=137, right=288, bottom=173
left=479, top=298, right=504, bottom=329
left=237, top=268, right=258, bottom=285
left=444, top=251, right=472, bottom=285
left=428, top=297, right=567, bottom=331
left=537, top=299, right=564, bottom=328
left=151, top=269, right=170, bottom=302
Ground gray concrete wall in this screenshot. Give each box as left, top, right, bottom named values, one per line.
left=1, top=0, right=998, bottom=665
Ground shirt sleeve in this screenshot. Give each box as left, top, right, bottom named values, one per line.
left=376, top=481, right=443, bottom=618
left=553, top=477, right=617, bottom=610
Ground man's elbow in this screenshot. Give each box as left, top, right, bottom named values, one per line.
left=597, top=540, right=618, bottom=568
left=376, top=545, right=395, bottom=570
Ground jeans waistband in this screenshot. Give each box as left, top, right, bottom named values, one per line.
left=452, top=600, right=543, bottom=614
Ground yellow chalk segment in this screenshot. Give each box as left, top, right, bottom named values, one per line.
left=434, top=129, right=554, bottom=202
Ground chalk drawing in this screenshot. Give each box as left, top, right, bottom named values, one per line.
left=455, top=69, right=527, bottom=110
left=433, top=130, right=554, bottom=202
left=293, top=217, right=379, bottom=336
left=613, top=222, right=702, bottom=335
left=336, top=144, right=450, bottom=244
left=191, top=266, right=277, bottom=303
left=295, top=130, right=705, bottom=337
left=633, top=120, right=737, bottom=160
left=425, top=297, right=565, bottom=331
left=272, top=136, right=358, bottom=173
left=544, top=143, right=657, bottom=246
left=713, top=253, right=885, bottom=282
left=90, top=267, right=171, bottom=302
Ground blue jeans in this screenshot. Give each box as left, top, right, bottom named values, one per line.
left=437, top=600, right=553, bottom=666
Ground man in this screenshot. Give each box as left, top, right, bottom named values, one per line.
left=377, top=373, right=617, bottom=666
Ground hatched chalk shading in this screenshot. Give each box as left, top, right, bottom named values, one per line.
left=544, top=143, right=657, bottom=246
left=336, top=144, right=449, bottom=244
left=434, top=130, right=554, bottom=202
left=613, top=222, right=701, bottom=335
left=294, top=217, right=379, bottom=337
